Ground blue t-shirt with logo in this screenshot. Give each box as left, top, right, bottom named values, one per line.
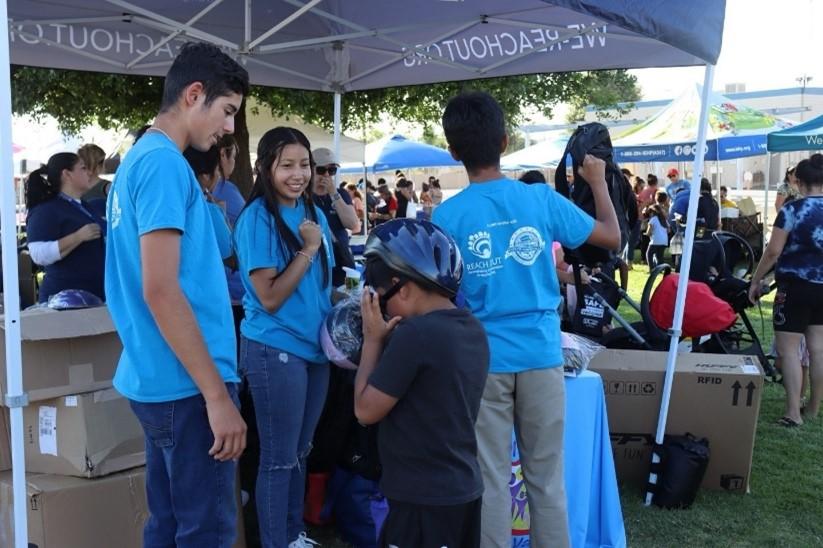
left=433, top=178, right=595, bottom=373
left=774, top=196, right=823, bottom=284
left=106, top=132, right=239, bottom=403
left=234, top=197, right=334, bottom=363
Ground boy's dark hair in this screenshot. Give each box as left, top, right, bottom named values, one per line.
left=720, top=185, right=728, bottom=193
left=377, top=177, right=386, bottom=186
left=183, top=146, right=221, bottom=178
left=519, top=170, right=546, bottom=184
left=160, top=42, right=250, bottom=113
left=442, top=91, right=506, bottom=172
left=647, top=174, right=658, bottom=186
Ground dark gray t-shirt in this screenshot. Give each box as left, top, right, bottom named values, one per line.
left=369, top=307, right=490, bottom=506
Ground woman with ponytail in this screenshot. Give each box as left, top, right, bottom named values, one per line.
left=25, top=152, right=105, bottom=302
left=750, top=153, right=823, bottom=427
left=233, top=127, right=333, bottom=547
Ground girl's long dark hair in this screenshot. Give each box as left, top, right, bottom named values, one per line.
left=25, top=152, right=79, bottom=212
left=240, top=127, right=329, bottom=286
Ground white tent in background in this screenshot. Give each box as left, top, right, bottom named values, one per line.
left=500, top=132, right=570, bottom=171
left=0, top=2, right=727, bottom=545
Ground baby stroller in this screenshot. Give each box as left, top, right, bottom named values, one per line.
left=686, top=231, right=777, bottom=378
left=564, top=261, right=671, bottom=351
left=565, top=232, right=777, bottom=380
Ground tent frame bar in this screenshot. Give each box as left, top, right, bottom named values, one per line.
left=645, top=63, right=716, bottom=506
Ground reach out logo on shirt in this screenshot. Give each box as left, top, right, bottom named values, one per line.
left=110, top=191, right=122, bottom=229
left=465, top=230, right=503, bottom=278
left=505, top=226, right=545, bottom=266
left=468, top=230, right=492, bottom=259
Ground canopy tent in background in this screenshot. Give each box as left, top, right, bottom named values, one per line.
left=760, top=113, right=823, bottom=225
left=767, top=114, right=823, bottom=152
left=1, top=1, right=727, bottom=545
left=339, top=134, right=459, bottom=174
left=613, top=85, right=793, bottom=163
left=500, top=132, right=570, bottom=171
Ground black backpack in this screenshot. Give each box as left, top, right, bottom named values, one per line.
left=555, top=123, right=633, bottom=267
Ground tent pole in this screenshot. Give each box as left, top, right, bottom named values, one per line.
left=333, top=91, right=342, bottom=187
left=645, top=64, right=715, bottom=507
left=0, top=0, right=29, bottom=543
left=764, top=153, right=771, bottom=228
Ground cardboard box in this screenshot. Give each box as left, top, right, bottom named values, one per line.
left=22, top=388, right=144, bottom=478
left=0, top=306, right=122, bottom=402
left=0, top=467, right=147, bottom=548
left=0, top=467, right=249, bottom=548
left=590, top=350, right=763, bottom=492
left=0, top=407, right=10, bottom=471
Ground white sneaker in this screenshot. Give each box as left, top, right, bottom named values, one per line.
left=288, top=532, right=320, bottom=548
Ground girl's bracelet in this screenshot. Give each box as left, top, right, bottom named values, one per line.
left=296, top=250, right=314, bottom=263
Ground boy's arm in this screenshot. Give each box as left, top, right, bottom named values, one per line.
left=354, top=289, right=401, bottom=425
left=141, top=229, right=246, bottom=461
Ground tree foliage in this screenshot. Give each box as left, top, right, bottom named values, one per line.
left=11, top=65, right=639, bottom=194
left=251, top=70, right=640, bottom=132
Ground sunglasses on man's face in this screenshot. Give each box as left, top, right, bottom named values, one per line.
left=315, top=166, right=338, bottom=176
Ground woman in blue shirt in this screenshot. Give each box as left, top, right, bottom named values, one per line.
left=25, top=152, right=106, bottom=303
left=751, top=154, right=823, bottom=427
left=233, top=127, right=333, bottom=547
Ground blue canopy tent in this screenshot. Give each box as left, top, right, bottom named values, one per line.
left=0, top=1, right=727, bottom=545
left=613, top=85, right=793, bottom=163
left=761, top=114, right=823, bottom=225
left=767, top=114, right=823, bottom=152
left=338, top=134, right=460, bottom=174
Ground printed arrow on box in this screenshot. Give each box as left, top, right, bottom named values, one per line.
left=731, top=381, right=741, bottom=406
left=746, top=381, right=756, bottom=407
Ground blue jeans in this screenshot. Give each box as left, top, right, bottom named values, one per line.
left=240, top=337, right=330, bottom=547
left=129, top=383, right=240, bottom=548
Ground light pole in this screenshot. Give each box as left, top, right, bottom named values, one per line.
left=796, top=74, right=813, bottom=122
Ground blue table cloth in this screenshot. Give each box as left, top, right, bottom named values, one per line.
left=511, top=370, right=626, bottom=548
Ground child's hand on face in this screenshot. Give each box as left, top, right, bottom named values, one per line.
left=361, top=286, right=401, bottom=344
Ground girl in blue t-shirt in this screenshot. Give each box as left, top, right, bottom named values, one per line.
left=751, top=154, right=823, bottom=427
left=233, top=127, right=333, bottom=547
left=25, top=152, right=106, bottom=303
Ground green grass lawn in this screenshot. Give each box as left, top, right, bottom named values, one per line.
left=618, top=263, right=823, bottom=547
left=307, top=262, right=823, bottom=547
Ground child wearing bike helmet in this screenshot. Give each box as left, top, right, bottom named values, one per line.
left=354, top=218, right=490, bottom=547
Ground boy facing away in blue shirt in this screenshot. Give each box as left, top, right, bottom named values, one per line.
left=432, top=91, right=620, bottom=548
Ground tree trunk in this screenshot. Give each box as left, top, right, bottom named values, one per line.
left=233, top=101, right=254, bottom=198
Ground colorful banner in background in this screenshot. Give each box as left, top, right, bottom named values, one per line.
left=511, top=435, right=531, bottom=547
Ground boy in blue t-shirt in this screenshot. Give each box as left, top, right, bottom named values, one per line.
left=105, top=42, right=249, bottom=547
left=432, top=92, right=620, bottom=548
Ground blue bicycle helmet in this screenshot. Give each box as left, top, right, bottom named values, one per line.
left=363, top=218, right=463, bottom=297
left=47, top=289, right=104, bottom=310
